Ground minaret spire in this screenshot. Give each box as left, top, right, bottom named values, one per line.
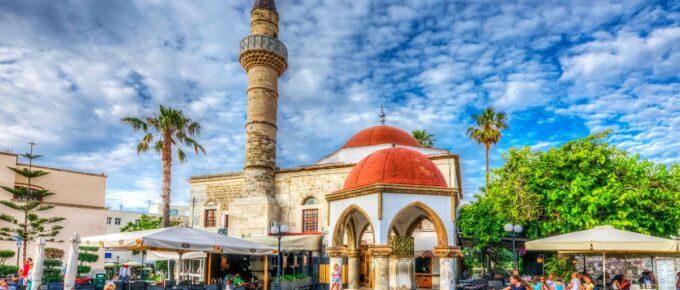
left=379, top=105, right=386, bottom=125
left=253, top=0, right=277, bottom=14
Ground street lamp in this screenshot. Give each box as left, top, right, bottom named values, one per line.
left=14, top=237, right=22, bottom=268
left=270, top=223, right=289, bottom=290
left=504, top=223, right=523, bottom=270
left=537, top=254, right=545, bottom=276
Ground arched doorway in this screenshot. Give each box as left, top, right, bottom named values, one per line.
left=330, top=205, right=376, bottom=290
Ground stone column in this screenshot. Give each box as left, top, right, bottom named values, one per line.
left=368, top=245, right=392, bottom=290
left=433, top=247, right=461, bottom=290
left=390, top=236, right=415, bottom=290
left=347, top=250, right=360, bottom=290
left=327, top=246, right=347, bottom=290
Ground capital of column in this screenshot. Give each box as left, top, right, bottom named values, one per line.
left=346, top=250, right=360, bottom=258
left=367, top=245, right=392, bottom=257
left=326, top=246, right=347, bottom=258
left=432, top=246, right=462, bottom=258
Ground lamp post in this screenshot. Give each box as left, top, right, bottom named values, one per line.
left=270, top=223, right=289, bottom=290
left=504, top=224, right=523, bottom=271
left=537, top=254, right=545, bottom=276
left=15, top=237, right=22, bottom=268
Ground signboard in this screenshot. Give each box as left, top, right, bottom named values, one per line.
left=104, top=253, right=112, bottom=259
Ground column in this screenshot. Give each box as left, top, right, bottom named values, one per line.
left=433, top=247, right=461, bottom=290
left=347, top=250, right=360, bottom=290
left=368, top=245, right=392, bottom=290
left=327, top=246, right=347, bottom=290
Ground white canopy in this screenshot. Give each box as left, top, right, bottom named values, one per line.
left=81, top=227, right=275, bottom=255
left=525, top=225, right=679, bottom=253
left=245, top=234, right=322, bottom=251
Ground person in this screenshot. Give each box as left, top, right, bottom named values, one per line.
left=104, top=283, right=116, bottom=290
left=233, top=273, right=244, bottom=286
left=611, top=274, right=631, bottom=290
left=546, top=274, right=556, bottom=290
left=118, top=264, right=130, bottom=282
left=582, top=274, right=595, bottom=290
left=0, top=279, right=9, bottom=290
left=10, top=274, right=19, bottom=284
left=330, top=264, right=341, bottom=290
left=568, top=272, right=581, bottom=290
left=554, top=277, right=564, bottom=290
left=531, top=276, right=543, bottom=290
left=675, top=272, right=680, bottom=290
left=503, top=275, right=527, bottom=290
left=21, top=258, right=33, bottom=284
left=225, top=278, right=234, bottom=290
left=639, top=271, right=654, bottom=288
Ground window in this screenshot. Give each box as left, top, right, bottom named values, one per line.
left=223, top=215, right=229, bottom=228
left=114, top=218, right=121, bottom=225
left=170, top=209, right=179, bottom=216
left=302, top=209, right=318, bottom=233
left=106, top=217, right=111, bottom=225
left=204, top=209, right=216, bottom=227
left=303, top=197, right=317, bottom=205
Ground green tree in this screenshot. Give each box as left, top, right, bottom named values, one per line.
left=43, top=247, right=64, bottom=283
left=77, top=246, right=99, bottom=275
left=0, top=250, right=14, bottom=264
left=459, top=131, right=680, bottom=249
left=466, top=107, right=509, bottom=190
left=122, top=105, right=206, bottom=227
left=0, top=144, right=65, bottom=262
left=120, top=214, right=178, bottom=232
left=411, top=129, right=435, bottom=148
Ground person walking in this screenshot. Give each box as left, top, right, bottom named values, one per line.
left=503, top=275, right=528, bottom=290
left=568, top=272, right=581, bottom=290
left=582, top=274, right=595, bottom=290
left=330, top=264, right=341, bottom=290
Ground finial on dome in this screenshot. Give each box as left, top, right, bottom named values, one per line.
left=379, top=105, right=386, bottom=125
left=253, top=0, right=277, bottom=13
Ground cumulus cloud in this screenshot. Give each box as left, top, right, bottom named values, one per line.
left=0, top=0, right=677, bottom=206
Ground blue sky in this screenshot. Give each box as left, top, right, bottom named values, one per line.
left=0, top=0, right=678, bottom=212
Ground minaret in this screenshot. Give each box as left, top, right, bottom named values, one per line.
left=236, top=0, right=287, bottom=236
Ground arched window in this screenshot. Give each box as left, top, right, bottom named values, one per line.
left=303, top=197, right=317, bottom=205
left=301, top=196, right=319, bottom=233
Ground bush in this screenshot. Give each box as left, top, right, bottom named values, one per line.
left=44, top=259, right=63, bottom=268
left=0, top=265, right=19, bottom=276
left=43, top=267, right=64, bottom=283
left=45, top=248, right=65, bottom=259
left=77, top=265, right=91, bottom=274
left=78, top=253, right=99, bottom=263
left=0, top=250, right=15, bottom=264
left=544, top=257, right=575, bottom=279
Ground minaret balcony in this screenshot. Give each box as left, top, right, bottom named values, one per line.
left=240, top=35, right=287, bottom=60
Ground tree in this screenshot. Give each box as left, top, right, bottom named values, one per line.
left=459, top=131, right=680, bottom=250
left=411, top=129, right=435, bottom=148
left=466, top=107, right=508, bottom=190
left=77, top=246, right=99, bottom=275
left=43, top=247, right=64, bottom=283
left=0, top=143, right=65, bottom=262
left=122, top=105, right=206, bottom=227
left=120, top=214, right=178, bottom=232
left=0, top=250, right=14, bottom=264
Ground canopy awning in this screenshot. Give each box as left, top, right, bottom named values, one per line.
left=82, top=227, right=276, bottom=255
left=245, top=234, right=322, bottom=251
left=525, top=225, right=679, bottom=254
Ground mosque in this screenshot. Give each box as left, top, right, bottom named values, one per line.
left=188, top=1, right=463, bottom=289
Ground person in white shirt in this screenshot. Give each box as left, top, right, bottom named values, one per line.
left=119, top=264, right=130, bottom=282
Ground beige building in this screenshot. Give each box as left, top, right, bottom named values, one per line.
left=0, top=151, right=107, bottom=269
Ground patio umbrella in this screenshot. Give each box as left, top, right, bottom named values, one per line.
left=525, top=225, right=680, bottom=288
left=30, top=238, right=46, bottom=290
left=81, top=227, right=275, bottom=254
left=64, top=233, right=81, bottom=290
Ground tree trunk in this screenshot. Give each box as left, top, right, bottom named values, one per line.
left=161, top=133, right=173, bottom=228
left=485, top=144, right=490, bottom=191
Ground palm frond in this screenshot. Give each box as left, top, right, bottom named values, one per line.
left=121, top=117, right=149, bottom=132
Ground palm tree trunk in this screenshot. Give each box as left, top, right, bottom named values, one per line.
left=485, top=144, right=490, bottom=191
left=161, top=134, right=172, bottom=228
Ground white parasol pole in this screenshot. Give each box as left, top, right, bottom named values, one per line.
left=31, top=238, right=47, bottom=290
left=64, top=233, right=81, bottom=290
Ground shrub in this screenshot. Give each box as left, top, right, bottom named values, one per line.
left=0, top=265, right=19, bottom=276
left=0, top=250, right=15, bottom=264
left=77, top=265, right=91, bottom=274
left=43, top=259, right=63, bottom=268
left=45, top=248, right=65, bottom=259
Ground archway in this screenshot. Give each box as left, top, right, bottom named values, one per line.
left=387, top=201, right=448, bottom=247
left=331, top=205, right=376, bottom=290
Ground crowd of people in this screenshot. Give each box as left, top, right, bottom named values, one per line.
left=502, top=270, right=680, bottom=290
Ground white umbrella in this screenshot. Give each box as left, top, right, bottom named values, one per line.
left=525, top=225, right=680, bottom=289
left=81, top=227, right=275, bottom=255
left=31, top=238, right=46, bottom=290
left=64, top=233, right=81, bottom=290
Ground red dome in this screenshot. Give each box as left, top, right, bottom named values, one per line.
left=342, top=126, right=421, bottom=148
left=343, top=148, right=447, bottom=190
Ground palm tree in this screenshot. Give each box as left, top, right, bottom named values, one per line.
left=466, top=107, right=508, bottom=190
left=412, top=129, right=435, bottom=148
left=122, top=105, right=206, bottom=227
